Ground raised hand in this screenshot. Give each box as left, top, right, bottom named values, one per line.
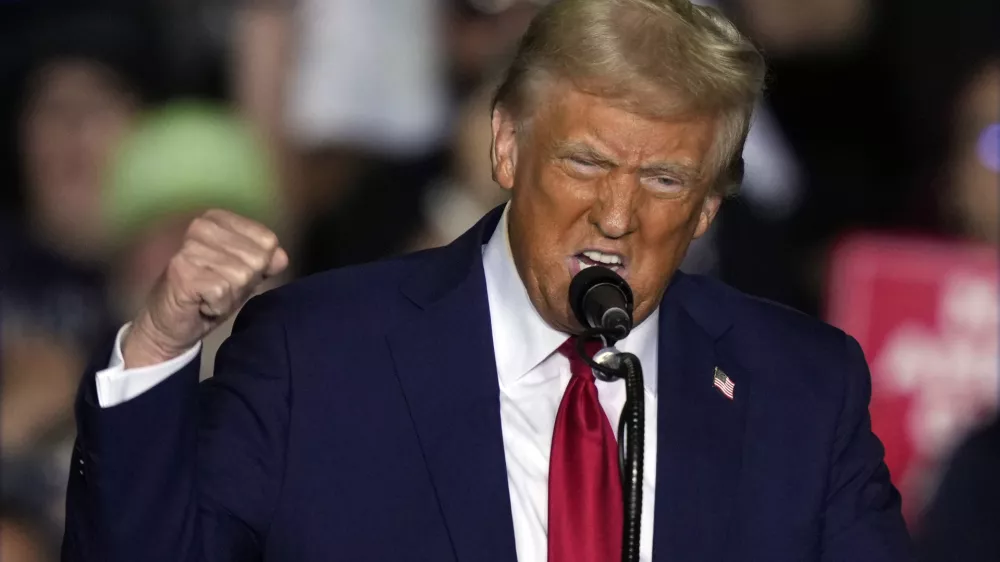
left=122, top=209, right=288, bottom=369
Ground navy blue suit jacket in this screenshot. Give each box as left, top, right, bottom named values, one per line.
left=63, top=208, right=913, bottom=561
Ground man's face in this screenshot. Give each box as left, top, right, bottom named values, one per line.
left=491, top=85, right=723, bottom=333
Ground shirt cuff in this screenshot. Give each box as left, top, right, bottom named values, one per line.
left=95, top=323, right=202, bottom=408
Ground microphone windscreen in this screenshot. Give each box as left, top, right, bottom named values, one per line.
left=569, top=266, right=633, bottom=330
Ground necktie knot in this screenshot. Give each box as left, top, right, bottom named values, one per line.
left=557, top=337, right=602, bottom=380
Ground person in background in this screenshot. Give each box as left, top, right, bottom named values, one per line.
left=402, top=1, right=543, bottom=251
left=406, top=75, right=512, bottom=252
left=895, top=54, right=998, bottom=242
left=912, top=57, right=1000, bottom=562
left=0, top=507, right=56, bottom=562
left=0, top=11, right=162, bottom=530
left=9, top=11, right=160, bottom=265
left=297, top=0, right=539, bottom=272
left=102, top=101, right=283, bottom=379
left=231, top=0, right=449, bottom=240
left=943, top=60, right=999, bottom=246
left=724, top=0, right=871, bottom=56
left=916, top=416, right=1000, bottom=562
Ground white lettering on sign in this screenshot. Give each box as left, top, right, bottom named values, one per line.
left=875, top=272, right=999, bottom=457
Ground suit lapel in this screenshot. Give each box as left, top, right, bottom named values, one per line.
left=653, top=276, right=750, bottom=562
left=386, top=207, right=517, bottom=562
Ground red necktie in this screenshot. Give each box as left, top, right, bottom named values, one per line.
left=548, top=337, right=623, bottom=562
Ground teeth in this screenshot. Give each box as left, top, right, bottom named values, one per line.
left=582, top=250, right=623, bottom=266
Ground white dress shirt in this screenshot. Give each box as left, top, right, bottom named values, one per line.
left=96, top=206, right=659, bottom=562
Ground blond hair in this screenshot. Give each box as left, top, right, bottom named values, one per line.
left=493, top=0, right=766, bottom=195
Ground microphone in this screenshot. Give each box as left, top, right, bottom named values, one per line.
left=569, top=267, right=645, bottom=562
left=569, top=266, right=634, bottom=342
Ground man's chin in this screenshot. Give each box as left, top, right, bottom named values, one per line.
left=530, top=293, right=580, bottom=335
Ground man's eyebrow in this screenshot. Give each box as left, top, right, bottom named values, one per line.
left=552, top=141, right=617, bottom=164
left=552, top=140, right=704, bottom=180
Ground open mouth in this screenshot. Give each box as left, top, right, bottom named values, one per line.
left=570, top=250, right=628, bottom=279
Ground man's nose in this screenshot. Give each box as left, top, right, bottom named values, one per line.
left=589, top=174, right=639, bottom=239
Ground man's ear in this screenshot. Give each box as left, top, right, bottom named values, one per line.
left=693, top=194, right=723, bottom=239
left=491, top=107, right=518, bottom=191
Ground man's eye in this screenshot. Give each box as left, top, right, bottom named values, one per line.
left=642, top=176, right=685, bottom=196
left=569, top=156, right=599, bottom=169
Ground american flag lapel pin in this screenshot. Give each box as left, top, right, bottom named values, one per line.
left=713, top=367, right=735, bottom=400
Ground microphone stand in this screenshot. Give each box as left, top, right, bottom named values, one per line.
left=577, top=331, right=645, bottom=562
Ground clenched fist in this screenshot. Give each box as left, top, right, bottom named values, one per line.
left=123, top=210, right=288, bottom=369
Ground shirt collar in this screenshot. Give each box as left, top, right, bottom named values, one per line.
left=482, top=204, right=659, bottom=396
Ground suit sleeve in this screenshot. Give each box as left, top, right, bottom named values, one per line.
left=62, top=291, right=291, bottom=562
left=820, top=335, right=914, bottom=562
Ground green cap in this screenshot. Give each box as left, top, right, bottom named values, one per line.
left=104, top=100, right=280, bottom=243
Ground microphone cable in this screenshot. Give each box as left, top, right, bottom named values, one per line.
left=576, top=328, right=644, bottom=562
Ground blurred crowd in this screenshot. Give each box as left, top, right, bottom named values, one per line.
left=0, top=0, right=996, bottom=560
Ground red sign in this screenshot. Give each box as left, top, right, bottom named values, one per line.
left=827, top=234, right=998, bottom=527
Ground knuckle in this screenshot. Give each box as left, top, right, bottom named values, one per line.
left=206, top=282, right=228, bottom=303
left=202, top=208, right=225, bottom=221
left=247, top=253, right=268, bottom=272
left=236, top=267, right=254, bottom=287
left=179, top=237, right=199, bottom=255
left=186, top=217, right=209, bottom=238
left=259, top=230, right=279, bottom=251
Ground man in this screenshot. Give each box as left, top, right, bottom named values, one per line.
left=63, top=0, right=913, bottom=560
